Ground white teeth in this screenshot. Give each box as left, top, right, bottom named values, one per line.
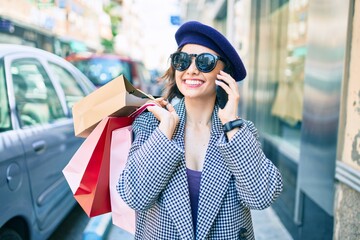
left=185, top=80, right=203, bottom=85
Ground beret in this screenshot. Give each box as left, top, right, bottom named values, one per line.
left=175, top=21, right=246, bottom=81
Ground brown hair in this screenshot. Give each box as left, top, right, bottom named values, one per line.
left=162, top=48, right=184, bottom=102
left=162, top=65, right=184, bottom=103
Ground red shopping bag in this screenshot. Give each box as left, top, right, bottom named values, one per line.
left=63, top=103, right=154, bottom=217
left=63, top=116, right=133, bottom=217
left=109, top=126, right=136, bottom=234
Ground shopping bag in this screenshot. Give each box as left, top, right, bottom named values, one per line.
left=63, top=116, right=133, bottom=217
left=63, top=102, right=155, bottom=218
left=72, top=74, right=154, bottom=138
left=108, top=102, right=155, bottom=233
left=109, top=126, right=136, bottom=234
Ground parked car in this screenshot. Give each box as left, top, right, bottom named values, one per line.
left=0, top=44, right=96, bottom=240
left=65, top=52, right=163, bottom=97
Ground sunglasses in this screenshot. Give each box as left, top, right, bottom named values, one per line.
left=170, top=52, right=226, bottom=73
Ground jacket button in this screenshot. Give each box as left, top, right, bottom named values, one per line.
left=239, top=227, right=248, bottom=239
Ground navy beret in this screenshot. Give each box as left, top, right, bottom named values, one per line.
left=175, top=21, right=246, bottom=81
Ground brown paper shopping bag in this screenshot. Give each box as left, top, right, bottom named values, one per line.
left=72, top=75, right=153, bottom=138
left=63, top=103, right=155, bottom=218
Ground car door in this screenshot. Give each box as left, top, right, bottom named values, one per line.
left=4, top=54, right=87, bottom=232
left=0, top=58, right=34, bottom=237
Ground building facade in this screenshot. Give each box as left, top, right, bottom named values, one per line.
left=180, top=0, right=360, bottom=239
left=0, top=0, right=112, bottom=56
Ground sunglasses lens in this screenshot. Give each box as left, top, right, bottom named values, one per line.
left=171, top=52, right=220, bottom=72
left=171, top=52, right=190, bottom=71
left=196, top=53, right=217, bottom=72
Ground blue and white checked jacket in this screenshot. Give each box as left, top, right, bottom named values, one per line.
left=117, top=98, right=283, bottom=240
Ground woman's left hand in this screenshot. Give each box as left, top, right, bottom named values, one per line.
left=146, top=98, right=179, bottom=140
left=215, top=70, right=240, bottom=124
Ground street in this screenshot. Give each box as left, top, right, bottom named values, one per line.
left=49, top=204, right=90, bottom=240
left=48, top=203, right=292, bottom=240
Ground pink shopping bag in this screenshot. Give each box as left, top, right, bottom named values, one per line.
left=63, top=102, right=155, bottom=218
left=109, top=126, right=136, bottom=234
left=108, top=102, right=155, bottom=233
left=63, top=116, right=133, bottom=217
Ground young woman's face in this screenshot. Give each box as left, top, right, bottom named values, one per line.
left=174, top=44, right=225, bottom=101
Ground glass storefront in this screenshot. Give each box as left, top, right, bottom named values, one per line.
left=270, top=0, right=308, bottom=148
left=243, top=0, right=308, bottom=153
left=236, top=0, right=349, bottom=238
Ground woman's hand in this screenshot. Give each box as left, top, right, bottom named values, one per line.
left=215, top=70, right=240, bottom=124
left=146, top=98, right=179, bottom=140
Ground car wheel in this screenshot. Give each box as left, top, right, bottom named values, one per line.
left=0, top=228, right=23, bottom=240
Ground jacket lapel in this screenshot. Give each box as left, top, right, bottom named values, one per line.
left=163, top=99, right=194, bottom=239
left=196, top=108, right=232, bottom=240
left=163, top=100, right=232, bottom=240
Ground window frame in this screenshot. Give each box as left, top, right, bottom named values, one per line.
left=3, top=53, right=71, bottom=129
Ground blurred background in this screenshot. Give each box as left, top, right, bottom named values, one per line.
left=1, top=0, right=360, bottom=240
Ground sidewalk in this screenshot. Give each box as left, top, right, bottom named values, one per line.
left=83, top=207, right=293, bottom=240
left=251, top=207, right=293, bottom=240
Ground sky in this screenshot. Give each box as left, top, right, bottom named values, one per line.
left=116, top=0, right=181, bottom=71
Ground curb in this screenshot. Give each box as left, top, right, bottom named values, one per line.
left=82, top=213, right=112, bottom=240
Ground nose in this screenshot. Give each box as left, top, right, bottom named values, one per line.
left=187, top=57, right=199, bottom=74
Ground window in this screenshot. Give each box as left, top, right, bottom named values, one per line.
left=71, top=58, right=132, bottom=86
left=246, top=0, right=308, bottom=150
left=270, top=0, right=308, bottom=147
left=48, top=62, right=86, bottom=110
left=11, top=58, right=66, bottom=127
left=136, top=62, right=152, bottom=84
left=0, top=60, right=11, bottom=132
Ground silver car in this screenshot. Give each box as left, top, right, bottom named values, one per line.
left=0, top=44, right=95, bottom=240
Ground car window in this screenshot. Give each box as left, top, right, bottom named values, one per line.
left=71, top=58, right=132, bottom=86
left=11, top=58, right=66, bottom=127
left=136, top=62, right=152, bottom=84
left=0, top=60, right=11, bottom=132
left=48, top=62, right=86, bottom=110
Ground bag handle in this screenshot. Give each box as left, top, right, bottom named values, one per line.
left=129, top=102, right=156, bottom=119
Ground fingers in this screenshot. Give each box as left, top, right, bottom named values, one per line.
left=216, top=71, right=240, bottom=123
left=146, top=101, right=179, bottom=140
left=147, top=97, right=171, bottom=109
left=146, top=101, right=177, bottom=122
left=216, top=71, right=237, bottom=90
left=216, top=71, right=239, bottom=100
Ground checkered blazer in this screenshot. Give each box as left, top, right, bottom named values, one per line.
left=117, top=98, right=283, bottom=240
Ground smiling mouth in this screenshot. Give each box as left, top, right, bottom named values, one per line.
left=184, top=79, right=204, bottom=86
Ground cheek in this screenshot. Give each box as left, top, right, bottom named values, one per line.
left=205, top=72, right=218, bottom=85
left=175, top=71, right=182, bottom=84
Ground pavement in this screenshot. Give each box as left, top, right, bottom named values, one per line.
left=251, top=207, right=293, bottom=240
left=83, top=206, right=293, bottom=240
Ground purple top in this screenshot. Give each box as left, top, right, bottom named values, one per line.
left=186, top=167, right=202, bottom=233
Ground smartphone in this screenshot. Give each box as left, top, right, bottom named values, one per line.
left=216, top=81, right=228, bottom=109
left=216, top=66, right=232, bottom=109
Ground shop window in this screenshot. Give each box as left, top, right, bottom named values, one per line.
left=259, top=0, right=308, bottom=149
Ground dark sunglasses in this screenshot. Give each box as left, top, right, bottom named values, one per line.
left=170, top=52, right=226, bottom=73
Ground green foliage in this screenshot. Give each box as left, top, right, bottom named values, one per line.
left=101, top=1, right=122, bottom=51
left=101, top=38, right=114, bottom=53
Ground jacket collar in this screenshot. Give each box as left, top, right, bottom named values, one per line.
left=172, top=98, right=223, bottom=142
left=164, top=98, right=232, bottom=239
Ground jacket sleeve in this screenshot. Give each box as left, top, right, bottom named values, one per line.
left=117, top=112, right=184, bottom=211
left=218, top=120, right=283, bottom=210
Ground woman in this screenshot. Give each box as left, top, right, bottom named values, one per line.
left=117, top=21, right=283, bottom=240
